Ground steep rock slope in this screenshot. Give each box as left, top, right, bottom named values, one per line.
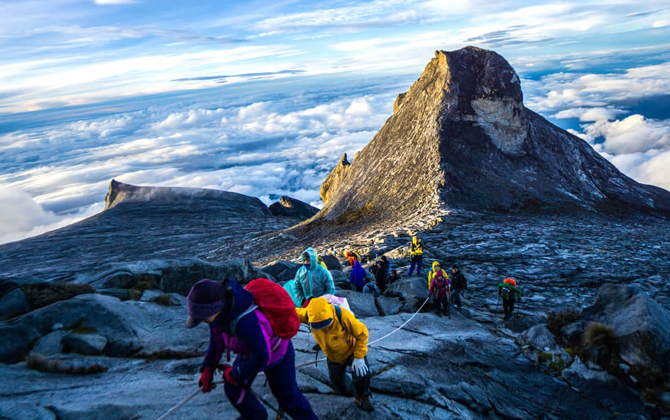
left=311, top=47, right=670, bottom=230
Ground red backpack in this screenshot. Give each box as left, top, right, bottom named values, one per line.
left=244, top=278, right=300, bottom=339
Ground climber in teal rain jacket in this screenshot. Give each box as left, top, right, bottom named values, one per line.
left=293, top=247, right=336, bottom=308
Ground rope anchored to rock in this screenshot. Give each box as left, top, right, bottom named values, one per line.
left=152, top=296, right=430, bottom=420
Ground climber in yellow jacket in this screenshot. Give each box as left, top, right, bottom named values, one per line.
left=296, top=297, right=374, bottom=412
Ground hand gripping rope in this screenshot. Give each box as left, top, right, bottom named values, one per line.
left=153, top=296, right=431, bottom=420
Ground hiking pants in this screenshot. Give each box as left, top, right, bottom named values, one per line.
left=376, top=275, right=387, bottom=294
left=224, top=341, right=317, bottom=420
left=327, top=356, right=371, bottom=399
left=451, top=289, right=463, bottom=309
left=408, top=255, right=423, bottom=276
left=503, top=298, right=515, bottom=318
left=433, top=294, right=449, bottom=315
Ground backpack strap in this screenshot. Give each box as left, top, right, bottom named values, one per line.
left=231, top=304, right=258, bottom=336
left=334, top=304, right=343, bottom=325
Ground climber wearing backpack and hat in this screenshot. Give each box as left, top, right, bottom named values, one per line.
left=294, top=247, right=336, bottom=308
left=428, top=262, right=450, bottom=317
left=186, top=278, right=318, bottom=420
left=296, top=297, right=374, bottom=413
left=498, top=278, right=522, bottom=320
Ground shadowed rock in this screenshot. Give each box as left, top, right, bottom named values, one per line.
left=269, top=196, right=319, bottom=219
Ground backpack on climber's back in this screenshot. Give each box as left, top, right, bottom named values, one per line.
left=433, top=270, right=448, bottom=291
left=244, top=278, right=300, bottom=339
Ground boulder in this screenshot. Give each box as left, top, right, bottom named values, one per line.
left=517, top=324, right=559, bottom=352
left=336, top=290, right=379, bottom=318
left=560, top=320, right=588, bottom=345
left=580, top=284, right=670, bottom=369
left=32, top=330, right=69, bottom=356
left=4, top=294, right=141, bottom=361
left=0, top=325, right=41, bottom=364
left=261, top=260, right=300, bottom=283
left=97, top=288, right=130, bottom=301
left=320, top=254, right=343, bottom=271
left=330, top=270, right=349, bottom=289
left=376, top=296, right=402, bottom=316
left=0, top=403, right=56, bottom=420
left=0, top=288, right=30, bottom=318
left=63, top=333, right=108, bottom=355
left=139, top=290, right=165, bottom=302
left=160, top=258, right=266, bottom=296
left=384, top=277, right=428, bottom=302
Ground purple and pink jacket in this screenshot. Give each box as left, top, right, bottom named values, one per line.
left=202, top=278, right=289, bottom=384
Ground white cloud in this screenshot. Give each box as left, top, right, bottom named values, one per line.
left=582, top=114, right=670, bottom=154
left=93, top=0, right=136, bottom=4
left=554, top=107, right=626, bottom=121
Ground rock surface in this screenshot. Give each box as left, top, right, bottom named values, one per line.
left=0, top=288, right=30, bottom=318
left=269, top=196, right=319, bottom=219
left=62, top=333, right=108, bottom=355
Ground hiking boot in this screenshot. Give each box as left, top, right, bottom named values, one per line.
left=355, top=396, right=374, bottom=412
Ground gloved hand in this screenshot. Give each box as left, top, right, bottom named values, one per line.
left=223, top=364, right=237, bottom=385
left=199, top=366, right=215, bottom=393
left=352, top=358, right=368, bottom=377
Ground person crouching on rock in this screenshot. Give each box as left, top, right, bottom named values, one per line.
left=362, top=276, right=380, bottom=297
left=498, top=278, right=522, bottom=320
left=294, top=247, right=335, bottom=307
left=186, top=279, right=318, bottom=420
left=349, top=260, right=366, bottom=292
left=296, top=297, right=374, bottom=412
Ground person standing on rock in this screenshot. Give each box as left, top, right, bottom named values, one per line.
left=349, top=260, right=367, bottom=292
left=498, top=278, right=522, bottom=320
left=296, top=297, right=374, bottom=412
left=450, top=265, right=468, bottom=311
left=185, top=279, right=318, bottom=420
left=374, top=260, right=387, bottom=294
left=294, top=247, right=336, bottom=307
left=345, top=250, right=361, bottom=267
left=429, top=263, right=450, bottom=317
left=408, top=236, right=424, bottom=276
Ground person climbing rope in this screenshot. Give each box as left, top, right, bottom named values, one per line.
left=498, top=278, right=522, bottom=320
left=296, top=297, right=374, bottom=412
left=185, top=278, right=318, bottom=420
left=428, top=262, right=450, bottom=317
left=450, top=265, right=468, bottom=311
left=349, top=260, right=366, bottom=292
left=408, top=236, right=423, bottom=276
left=294, top=247, right=336, bottom=308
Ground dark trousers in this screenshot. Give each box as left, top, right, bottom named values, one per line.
left=327, top=356, right=371, bottom=399
left=376, top=275, right=387, bottom=294
left=503, top=298, right=515, bottom=318
left=408, top=255, right=423, bottom=276
left=224, top=341, right=317, bottom=420
left=451, top=289, right=463, bottom=309
left=433, top=294, right=449, bottom=315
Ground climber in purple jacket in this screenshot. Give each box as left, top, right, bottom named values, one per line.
left=186, top=278, right=317, bottom=420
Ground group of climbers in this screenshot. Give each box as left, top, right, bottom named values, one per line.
left=184, top=239, right=525, bottom=419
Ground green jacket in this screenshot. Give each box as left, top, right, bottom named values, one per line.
left=498, top=283, right=522, bottom=299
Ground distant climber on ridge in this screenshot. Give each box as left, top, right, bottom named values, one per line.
left=296, top=297, right=374, bottom=412
left=408, top=236, right=423, bottom=276
left=498, top=278, right=522, bottom=320
left=294, top=248, right=336, bottom=308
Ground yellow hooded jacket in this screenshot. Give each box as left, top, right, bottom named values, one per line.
left=410, top=236, right=423, bottom=256
left=428, top=261, right=448, bottom=289
left=296, top=297, right=369, bottom=364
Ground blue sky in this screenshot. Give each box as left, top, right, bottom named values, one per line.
left=0, top=0, right=669, bottom=243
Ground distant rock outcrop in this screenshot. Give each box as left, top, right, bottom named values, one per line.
left=104, top=180, right=270, bottom=216
left=311, top=47, right=670, bottom=230
left=269, top=196, right=319, bottom=219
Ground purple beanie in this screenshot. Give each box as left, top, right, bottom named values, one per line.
left=185, top=279, right=225, bottom=328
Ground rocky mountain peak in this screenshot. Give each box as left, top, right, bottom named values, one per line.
left=306, top=46, right=670, bottom=234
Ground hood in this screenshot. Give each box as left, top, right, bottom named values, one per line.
left=413, top=236, right=419, bottom=245
left=353, top=260, right=363, bottom=270
left=432, top=261, right=441, bottom=271
left=305, top=297, right=334, bottom=326
left=213, top=278, right=254, bottom=332
left=301, top=247, right=319, bottom=271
